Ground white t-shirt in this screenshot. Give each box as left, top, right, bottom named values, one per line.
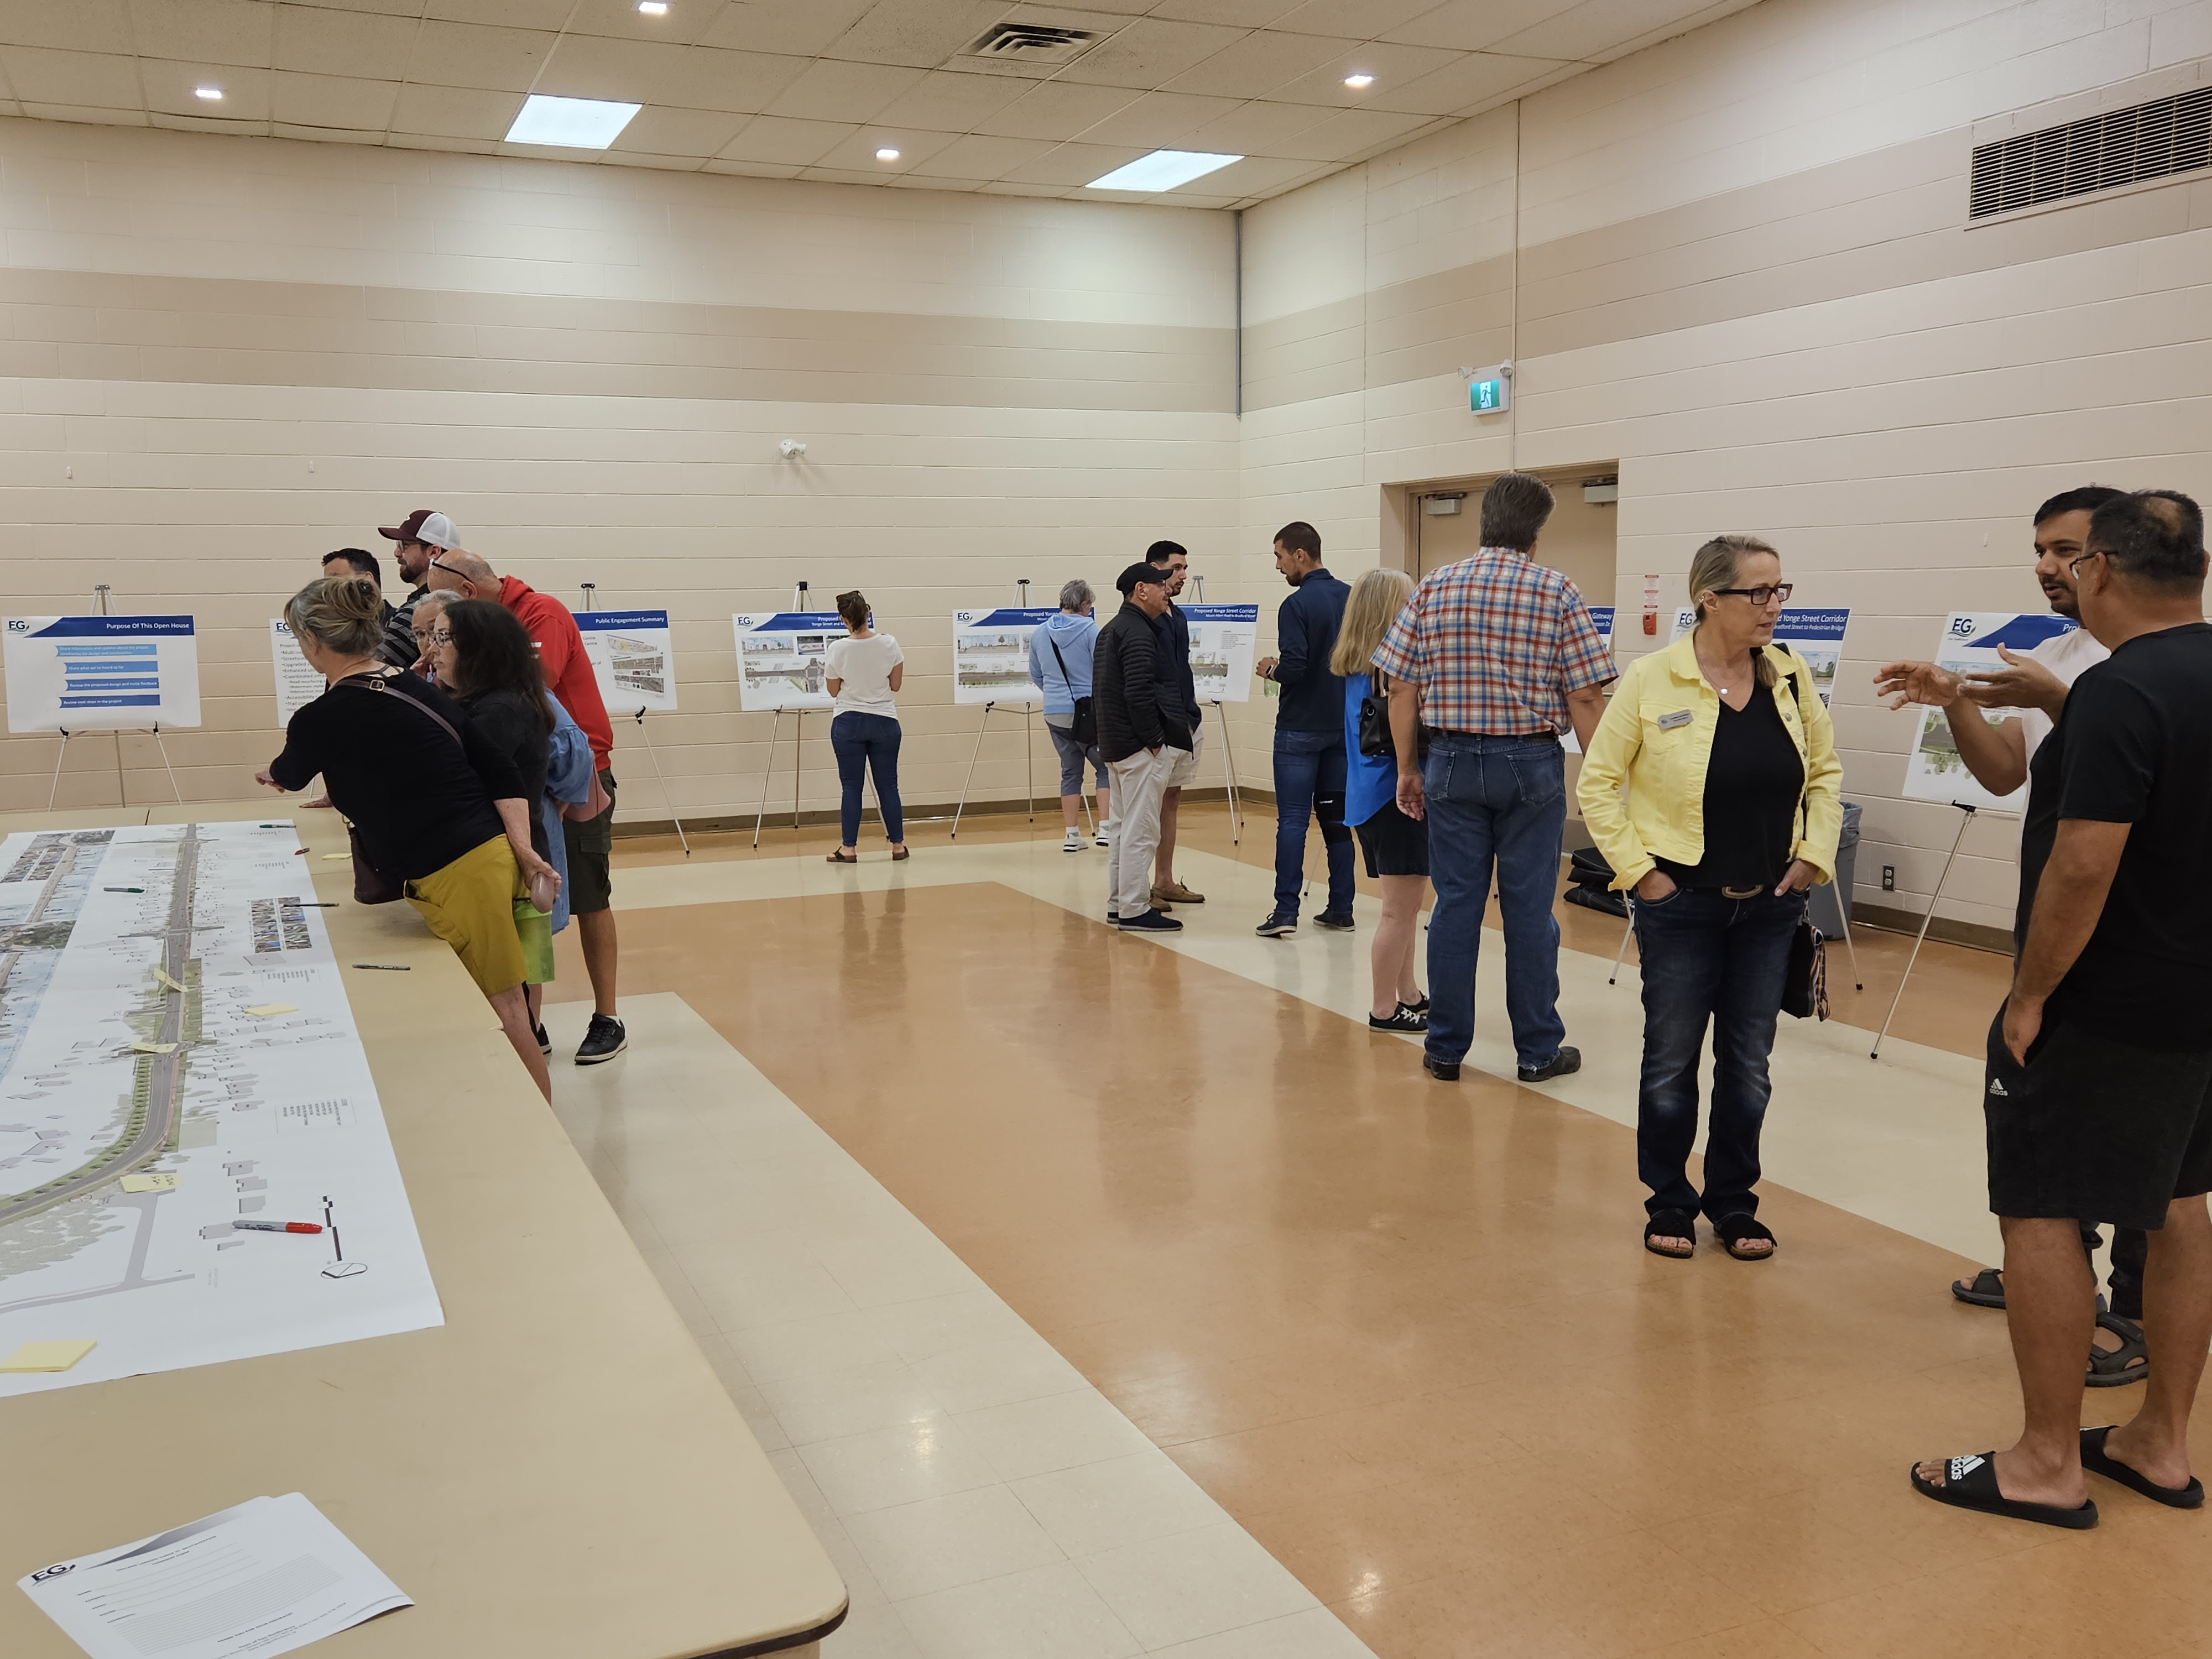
left=826, top=633, right=904, bottom=719
left=2016, top=623, right=2107, bottom=759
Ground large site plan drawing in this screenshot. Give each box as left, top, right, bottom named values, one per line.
left=0, top=821, right=442, bottom=1395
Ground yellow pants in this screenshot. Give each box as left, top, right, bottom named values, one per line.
left=406, top=836, right=526, bottom=998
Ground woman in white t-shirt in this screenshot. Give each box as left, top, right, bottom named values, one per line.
left=823, top=589, right=908, bottom=863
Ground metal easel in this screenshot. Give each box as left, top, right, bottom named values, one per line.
left=752, top=581, right=816, bottom=849
left=1870, top=802, right=1979, bottom=1060
left=950, top=578, right=1038, bottom=839
left=1185, top=577, right=1244, bottom=843
left=46, top=584, right=185, bottom=811
left=580, top=581, right=690, bottom=855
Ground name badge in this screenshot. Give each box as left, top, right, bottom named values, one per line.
left=1657, top=709, right=1693, bottom=731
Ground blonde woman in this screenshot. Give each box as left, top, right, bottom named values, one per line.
left=1333, top=568, right=1428, bottom=1031
left=1577, top=536, right=1841, bottom=1261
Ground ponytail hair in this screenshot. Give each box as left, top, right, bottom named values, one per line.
left=284, top=575, right=387, bottom=660
left=1687, top=534, right=1782, bottom=689
left=835, top=589, right=870, bottom=630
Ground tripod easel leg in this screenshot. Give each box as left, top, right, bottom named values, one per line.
left=1872, top=805, right=1976, bottom=1060
left=634, top=713, right=688, bottom=855
left=1214, top=703, right=1241, bottom=843
left=150, top=726, right=182, bottom=807
left=752, top=709, right=782, bottom=849
left=951, top=703, right=992, bottom=840
left=1025, top=706, right=1034, bottom=825
left=47, top=729, right=71, bottom=812
left=1609, top=902, right=1635, bottom=986
left=791, top=710, right=803, bottom=836
left=1834, top=898, right=1863, bottom=990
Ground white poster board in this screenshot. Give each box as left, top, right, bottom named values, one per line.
left=1901, top=611, right=2079, bottom=811
left=269, top=618, right=324, bottom=727
left=576, top=609, right=676, bottom=714
left=953, top=608, right=1053, bottom=706
left=1561, top=606, right=1614, bottom=755
left=732, top=612, right=841, bottom=712
left=1184, top=604, right=1258, bottom=703
left=4, top=616, right=202, bottom=733
left=1670, top=606, right=1850, bottom=703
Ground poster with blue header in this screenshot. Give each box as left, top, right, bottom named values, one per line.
left=577, top=609, right=677, bottom=713
left=1670, top=606, right=1850, bottom=703
left=953, top=608, right=1054, bottom=706
left=732, top=612, right=843, bottom=711
left=1902, top=611, right=2079, bottom=812
left=4, top=615, right=201, bottom=733
left=1181, top=603, right=1258, bottom=702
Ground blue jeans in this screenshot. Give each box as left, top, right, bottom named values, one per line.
left=1631, top=886, right=1802, bottom=1219
left=830, top=712, right=903, bottom=846
left=1422, top=734, right=1567, bottom=1070
left=1271, top=728, right=1354, bottom=917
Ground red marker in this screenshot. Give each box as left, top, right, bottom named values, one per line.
left=233, top=1220, right=324, bottom=1234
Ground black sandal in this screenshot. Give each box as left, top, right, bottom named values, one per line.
left=1715, top=1213, right=1777, bottom=1261
left=1911, top=1452, right=2098, bottom=1528
left=1643, top=1209, right=1696, bottom=1259
left=1950, top=1266, right=2006, bottom=1308
left=826, top=850, right=857, bottom=864
left=2086, top=1311, right=2149, bottom=1388
left=2080, top=1426, right=2204, bottom=1508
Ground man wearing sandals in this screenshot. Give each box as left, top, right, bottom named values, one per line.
left=1912, top=490, right=2212, bottom=1529
left=1875, top=486, right=2148, bottom=1387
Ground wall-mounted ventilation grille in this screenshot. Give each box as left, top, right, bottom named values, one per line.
left=1970, top=85, right=2212, bottom=218
left=963, top=24, right=1098, bottom=64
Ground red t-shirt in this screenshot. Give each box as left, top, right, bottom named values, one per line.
left=500, top=576, right=613, bottom=767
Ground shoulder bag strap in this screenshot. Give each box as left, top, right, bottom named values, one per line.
left=336, top=672, right=467, bottom=753
left=1046, top=633, right=1075, bottom=695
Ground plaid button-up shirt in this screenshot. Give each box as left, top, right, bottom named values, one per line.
left=1372, top=549, right=1614, bottom=734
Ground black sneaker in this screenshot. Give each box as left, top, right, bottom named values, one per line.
left=1117, top=907, right=1183, bottom=932
left=1254, top=910, right=1297, bottom=937
left=1369, top=1005, right=1427, bottom=1033
left=1313, top=911, right=1355, bottom=931
left=1402, top=994, right=1430, bottom=1016
left=1517, top=1046, right=1581, bottom=1084
left=1423, top=1053, right=1460, bottom=1081
left=533, top=1021, right=551, bottom=1056
left=576, top=1014, right=628, bottom=1065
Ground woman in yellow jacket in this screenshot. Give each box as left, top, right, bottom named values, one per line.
left=1577, top=535, right=1843, bottom=1262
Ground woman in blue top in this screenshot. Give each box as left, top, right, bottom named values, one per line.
left=1333, top=568, right=1428, bottom=1031
left=1028, top=580, right=1112, bottom=852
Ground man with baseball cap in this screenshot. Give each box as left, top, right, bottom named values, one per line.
left=377, top=509, right=461, bottom=639
left=1094, top=562, right=1191, bottom=933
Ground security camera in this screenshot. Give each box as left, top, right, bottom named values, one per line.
left=779, top=439, right=807, bottom=458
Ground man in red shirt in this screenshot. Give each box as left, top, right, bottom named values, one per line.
left=429, top=551, right=627, bottom=1065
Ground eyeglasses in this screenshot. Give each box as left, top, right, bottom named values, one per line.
left=2068, top=550, right=2105, bottom=580
left=415, top=628, right=453, bottom=646
left=1710, top=583, right=1793, bottom=606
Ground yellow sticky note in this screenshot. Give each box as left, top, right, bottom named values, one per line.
left=131, top=1041, right=176, bottom=1055
left=244, top=1003, right=296, bottom=1018
left=119, top=1172, right=178, bottom=1193
left=152, top=967, right=185, bottom=992
left=1, top=1340, right=96, bottom=1373
left=321, top=853, right=350, bottom=861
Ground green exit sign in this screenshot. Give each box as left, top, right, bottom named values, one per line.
left=1469, top=366, right=1511, bottom=414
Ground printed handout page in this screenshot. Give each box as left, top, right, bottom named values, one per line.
left=19, top=1493, right=411, bottom=1659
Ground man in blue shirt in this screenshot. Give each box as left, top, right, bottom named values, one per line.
left=1254, top=522, right=1354, bottom=937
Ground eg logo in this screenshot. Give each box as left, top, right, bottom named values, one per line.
left=6, top=618, right=27, bottom=632
left=30, top=1563, right=76, bottom=1583
left=1947, top=617, right=1978, bottom=638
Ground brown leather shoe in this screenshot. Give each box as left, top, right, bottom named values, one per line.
left=1152, top=880, right=1205, bottom=905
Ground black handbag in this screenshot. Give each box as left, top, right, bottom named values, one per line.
left=1357, top=671, right=1431, bottom=761
left=1775, top=655, right=1829, bottom=1020
left=1047, top=635, right=1097, bottom=747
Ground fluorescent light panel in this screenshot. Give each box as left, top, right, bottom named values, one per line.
left=1087, top=150, right=1241, bottom=191
left=194, top=86, right=222, bottom=100
left=505, top=95, right=641, bottom=149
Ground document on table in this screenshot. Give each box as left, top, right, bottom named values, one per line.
left=18, top=1493, right=411, bottom=1659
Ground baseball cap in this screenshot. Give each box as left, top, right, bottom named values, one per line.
left=378, top=509, right=460, bottom=550
left=1116, top=561, right=1171, bottom=596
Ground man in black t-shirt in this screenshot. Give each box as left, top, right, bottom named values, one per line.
left=1916, top=490, right=2212, bottom=1530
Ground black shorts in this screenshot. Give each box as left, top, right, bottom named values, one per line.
left=561, top=768, right=617, bottom=915
left=1984, top=1009, right=2212, bottom=1232
left=1354, top=801, right=1428, bottom=879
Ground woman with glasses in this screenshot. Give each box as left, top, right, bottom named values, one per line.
left=1577, top=535, right=1841, bottom=1262
left=408, top=591, right=452, bottom=681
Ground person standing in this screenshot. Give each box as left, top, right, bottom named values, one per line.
left=1332, top=568, right=1428, bottom=1032
left=426, top=550, right=626, bottom=1065
left=823, top=589, right=908, bottom=864
left=1145, top=541, right=1205, bottom=910
left=1029, top=581, right=1110, bottom=852
left=1913, top=489, right=2212, bottom=1530
left=376, top=508, right=460, bottom=637
left=1875, top=485, right=2147, bottom=1386
left=1094, top=564, right=1188, bottom=933
left=1375, top=472, right=1612, bottom=1084
left=1578, top=536, right=1842, bottom=1260
left=1254, top=523, right=1353, bottom=937
left=320, top=548, right=419, bottom=669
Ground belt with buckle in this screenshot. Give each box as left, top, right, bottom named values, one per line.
left=1719, top=883, right=1765, bottom=899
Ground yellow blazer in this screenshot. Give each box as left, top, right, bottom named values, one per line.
left=1575, top=630, right=1843, bottom=893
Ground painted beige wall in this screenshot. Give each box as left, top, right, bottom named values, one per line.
left=1238, top=0, right=2212, bottom=933
left=0, top=117, right=1238, bottom=820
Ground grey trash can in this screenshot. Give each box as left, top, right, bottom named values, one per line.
left=1806, top=799, right=1861, bottom=938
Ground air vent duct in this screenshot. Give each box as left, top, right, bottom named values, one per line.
left=1970, top=84, right=2211, bottom=218
left=963, top=23, right=1098, bottom=65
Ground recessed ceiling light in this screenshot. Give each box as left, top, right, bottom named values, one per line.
left=194, top=86, right=223, bottom=101
left=505, top=95, right=643, bottom=149
left=1344, top=73, right=1374, bottom=88
left=875, top=147, right=901, bottom=161
left=637, top=1, right=667, bottom=13
left=1087, top=150, right=1242, bottom=192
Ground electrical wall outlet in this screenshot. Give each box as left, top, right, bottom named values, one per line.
left=1881, top=865, right=1896, bottom=891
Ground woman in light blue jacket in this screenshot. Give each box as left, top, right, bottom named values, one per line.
left=1028, top=580, right=1112, bottom=852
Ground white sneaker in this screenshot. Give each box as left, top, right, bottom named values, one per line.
left=1095, top=825, right=1114, bottom=847
left=1062, top=827, right=1083, bottom=852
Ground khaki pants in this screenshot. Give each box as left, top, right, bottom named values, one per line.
left=1107, top=746, right=1178, bottom=919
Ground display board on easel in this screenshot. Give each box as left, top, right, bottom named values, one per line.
left=1669, top=606, right=1850, bottom=704
left=5, top=615, right=201, bottom=731
left=733, top=612, right=840, bottom=711
left=578, top=599, right=688, bottom=854
left=1900, top=611, right=2077, bottom=812
left=1561, top=606, right=1614, bottom=756
left=953, top=609, right=1052, bottom=706
left=1182, top=604, right=1258, bottom=703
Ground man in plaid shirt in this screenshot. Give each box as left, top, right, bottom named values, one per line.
left=1374, top=472, right=1614, bottom=1084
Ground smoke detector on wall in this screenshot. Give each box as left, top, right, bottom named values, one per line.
left=779, top=439, right=806, bottom=458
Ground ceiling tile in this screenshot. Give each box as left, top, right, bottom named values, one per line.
left=0, top=45, right=144, bottom=109
left=1489, top=0, right=1711, bottom=61
left=1271, top=0, right=1436, bottom=35
left=700, top=156, right=805, bottom=178
left=1177, top=96, right=1334, bottom=152
left=0, top=0, right=135, bottom=54
left=131, top=0, right=273, bottom=67
left=1159, top=28, right=1354, bottom=99
left=808, top=123, right=962, bottom=170
left=1052, top=16, right=1249, bottom=90
left=565, top=0, right=729, bottom=48
left=20, top=102, right=148, bottom=126
left=1363, top=49, right=1565, bottom=116
left=698, top=0, right=877, bottom=59
left=1189, top=150, right=1333, bottom=194
left=1144, top=0, right=1301, bottom=23
left=869, top=64, right=1029, bottom=129
left=1073, top=88, right=1241, bottom=149
left=272, top=70, right=400, bottom=131
left=714, top=112, right=857, bottom=166
left=1380, top=0, right=1563, bottom=53
left=1272, top=103, right=1440, bottom=161
left=425, top=0, right=575, bottom=27
left=907, top=131, right=1045, bottom=180
left=608, top=102, right=752, bottom=156
left=998, top=138, right=1145, bottom=186
left=390, top=80, right=521, bottom=141
left=972, top=78, right=1140, bottom=140
left=1264, top=38, right=1465, bottom=106
left=281, top=0, right=425, bottom=17
left=534, top=34, right=693, bottom=103
left=404, top=19, right=556, bottom=93
left=817, top=0, right=1008, bottom=69
left=144, top=59, right=272, bottom=118
left=761, top=58, right=928, bottom=124
left=653, top=46, right=811, bottom=113
left=272, top=5, right=419, bottom=80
